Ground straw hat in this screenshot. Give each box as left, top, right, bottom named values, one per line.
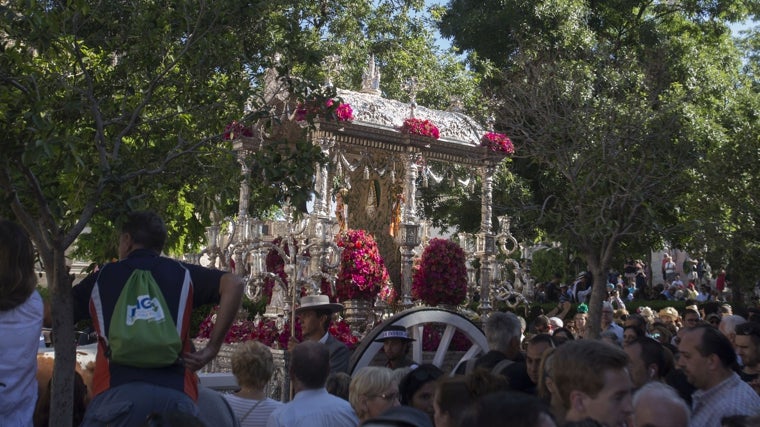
left=658, top=306, right=679, bottom=320
left=294, top=294, right=344, bottom=314
left=373, top=325, right=415, bottom=342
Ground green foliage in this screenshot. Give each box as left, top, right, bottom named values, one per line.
left=530, top=248, right=568, bottom=283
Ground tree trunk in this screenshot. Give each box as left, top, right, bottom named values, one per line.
left=586, top=259, right=607, bottom=340
left=49, top=247, right=76, bottom=427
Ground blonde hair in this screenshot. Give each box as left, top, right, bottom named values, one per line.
left=349, top=366, right=396, bottom=419
left=231, top=340, right=274, bottom=389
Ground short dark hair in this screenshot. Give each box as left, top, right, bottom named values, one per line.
left=291, top=341, right=330, bottom=389
left=529, top=333, right=556, bottom=348
left=631, top=337, right=671, bottom=378
left=626, top=313, right=647, bottom=330
left=693, top=325, right=736, bottom=368
left=624, top=325, right=646, bottom=340
left=121, top=211, right=167, bottom=252
left=399, top=364, right=443, bottom=405
left=735, top=322, right=760, bottom=347
left=683, top=308, right=700, bottom=319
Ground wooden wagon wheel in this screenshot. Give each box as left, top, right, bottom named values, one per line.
left=348, top=307, right=488, bottom=376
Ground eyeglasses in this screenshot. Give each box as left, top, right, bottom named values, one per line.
left=369, top=391, right=399, bottom=402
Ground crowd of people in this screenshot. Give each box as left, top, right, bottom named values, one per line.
left=537, top=254, right=731, bottom=308
left=3, top=212, right=760, bottom=426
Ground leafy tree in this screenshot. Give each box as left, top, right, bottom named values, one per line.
left=674, top=26, right=760, bottom=300
left=1, top=0, right=480, bottom=423
left=440, top=0, right=756, bottom=336
left=0, top=0, right=334, bottom=423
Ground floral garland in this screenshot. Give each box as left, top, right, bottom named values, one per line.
left=411, top=238, right=468, bottom=306
left=223, top=120, right=254, bottom=140
left=195, top=305, right=358, bottom=350
left=480, top=132, right=514, bottom=154
left=334, top=229, right=389, bottom=301
left=400, top=117, right=440, bottom=139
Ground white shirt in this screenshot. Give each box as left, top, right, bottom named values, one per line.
left=0, top=291, right=43, bottom=426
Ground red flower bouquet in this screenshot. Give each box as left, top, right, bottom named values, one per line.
left=412, top=238, right=467, bottom=306
left=334, top=229, right=389, bottom=301
left=401, top=117, right=440, bottom=139
left=481, top=132, right=514, bottom=154
left=330, top=319, right=360, bottom=350
left=223, top=120, right=254, bottom=140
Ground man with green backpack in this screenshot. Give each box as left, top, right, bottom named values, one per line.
left=72, top=211, right=244, bottom=426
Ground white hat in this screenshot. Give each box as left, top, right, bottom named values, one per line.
left=549, top=317, right=564, bottom=328
left=295, top=294, right=344, bottom=314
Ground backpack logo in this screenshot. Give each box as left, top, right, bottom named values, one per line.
left=126, top=294, right=167, bottom=326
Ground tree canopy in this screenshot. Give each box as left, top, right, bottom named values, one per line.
left=439, top=0, right=760, bottom=334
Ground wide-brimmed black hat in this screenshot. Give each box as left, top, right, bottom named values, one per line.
left=373, top=325, right=415, bottom=342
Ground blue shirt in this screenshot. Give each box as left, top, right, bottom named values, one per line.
left=266, top=388, right=358, bottom=427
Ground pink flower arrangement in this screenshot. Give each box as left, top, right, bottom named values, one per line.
left=481, top=132, right=514, bottom=154
left=326, top=99, right=354, bottom=121
left=334, top=229, right=389, bottom=301
left=295, top=99, right=354, bottom=123
left=401, top=117, right=440, bottom=139
left=412, top=238, right=467, bottom=306
left=223, top=120, right=254, bottom=140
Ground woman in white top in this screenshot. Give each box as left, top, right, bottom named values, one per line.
left=0, top=220, right=44, bottom=426
left=224, top=341, right=283, bottom=427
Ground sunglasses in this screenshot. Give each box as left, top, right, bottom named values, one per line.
left=369, top=391, right=400, bottom=402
